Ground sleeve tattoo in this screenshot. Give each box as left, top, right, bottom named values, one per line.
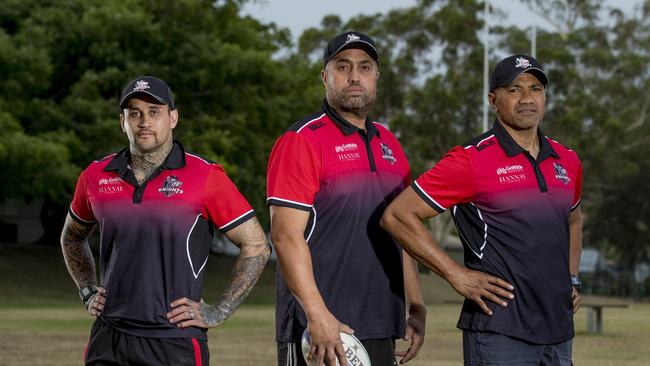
left=200, top=217, right=271, bottom=327
left=60, top=214, right=98, bottom=289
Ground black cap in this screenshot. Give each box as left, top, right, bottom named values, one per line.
left=489, top=54, right=549, bottom=92
left=119, top=76, right=175, bottom=109
left=323, top=31, right=379, bottom=66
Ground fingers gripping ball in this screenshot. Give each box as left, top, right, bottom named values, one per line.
left=301, top=328, right=372, bottom=366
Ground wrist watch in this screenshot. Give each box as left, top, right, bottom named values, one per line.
left=79, top=284, right=99, bottom=305
left=571, top=275, right=581, bottom=291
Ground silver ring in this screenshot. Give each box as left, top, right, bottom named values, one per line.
left=189, top=311, right=195, bottom=319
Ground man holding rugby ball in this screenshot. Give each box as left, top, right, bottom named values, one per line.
left=267, top=31, right=426, bottom=366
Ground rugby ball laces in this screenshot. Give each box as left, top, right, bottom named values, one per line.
left=301, top=328, right=372, bottom=366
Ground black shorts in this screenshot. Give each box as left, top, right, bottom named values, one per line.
left=277, top=338, right=396, bottom=366
left=85, top=318, right=209, bottom=366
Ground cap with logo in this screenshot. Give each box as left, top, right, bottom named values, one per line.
left=119, top=76, right=175, bottom=110
left=323, top=31, right=379, bottom=66
left=489, top=54, right=549, bottom=92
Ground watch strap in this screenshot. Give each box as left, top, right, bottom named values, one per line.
left=79, top=284, right=99, bottom=303
left=571, top=275, right=581, bottom=291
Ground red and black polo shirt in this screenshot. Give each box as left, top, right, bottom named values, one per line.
left=267, top=100, right=411, bottom=343
left=69, top=141, right=255, bottom=339
left=413, top=120, right=582, bottom=344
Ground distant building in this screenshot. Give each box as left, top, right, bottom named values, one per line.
left=580, top=247, right=605, bottom=274
left=0, top=199, right=44, bottom=243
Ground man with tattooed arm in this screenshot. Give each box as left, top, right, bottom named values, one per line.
left=60, top=76, right=271, bottom=365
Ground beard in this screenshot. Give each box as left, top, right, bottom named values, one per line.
left=326, top=85, right=376, bottom=118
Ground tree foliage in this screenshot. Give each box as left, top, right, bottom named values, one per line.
left=511, top=0, right=650, bottom=268
left=293, top=0, right=650, bottom=268
left=0, top=0, right=320, bottom=236
left=1, top=0, right=648, bottom=271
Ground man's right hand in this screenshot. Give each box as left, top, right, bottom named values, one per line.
left=449, top=268, right=514, bottom=316
left=270, top=206, right=351, bottom=365
left=381, top=190, right=514, bottom=317
left=306, top=311, right=353, bottom=366
left=86, top=286, right=106, bottom=317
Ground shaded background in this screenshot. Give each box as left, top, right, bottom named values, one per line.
left=0, top=0, right=648, bottom=296
left=1, top=1, right=649, bottom=365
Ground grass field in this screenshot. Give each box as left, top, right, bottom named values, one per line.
left=1, top=244, right=649, bottom=365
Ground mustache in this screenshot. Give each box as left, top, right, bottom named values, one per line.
left=515, top=107, right=537, bottom=113
left=344, top=83, right=365, bottom=91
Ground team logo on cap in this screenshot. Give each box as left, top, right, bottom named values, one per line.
left=133, top=80, right=150, bottom=91
left=515, top=57, right=531, bottom=68
left=346, top=33, right=361, bottom=43
left=381, top=143, right=396, bottom=165
left=159, top=175, right=184, bottom=197
left=553, top=162, right=570, bottom=185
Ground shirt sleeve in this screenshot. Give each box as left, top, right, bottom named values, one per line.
left=266, top=132, right=320, bottom=211
left=571, top=159, right=583, bottom=211
left=412, top=146, right=474, bottom=213
left=69, top=169, right=97, bottom=225
left=204, top=164, right=255, bottom=233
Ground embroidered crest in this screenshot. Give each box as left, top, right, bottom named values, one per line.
left=159, top=175, right=184, bottom=197
left=381, top=143, right=396, bottom=165
left=553, top=162, right=570, bottom=185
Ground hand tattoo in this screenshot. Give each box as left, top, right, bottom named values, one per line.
left=198, top=301, right=227, bottom=327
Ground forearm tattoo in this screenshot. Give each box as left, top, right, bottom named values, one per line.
left=61, top=217, right=98, bottom=288
left=227, top=217, right=268, bottom=255
left=201, top=219, right=270, bottom=327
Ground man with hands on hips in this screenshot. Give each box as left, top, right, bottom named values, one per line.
left=61, top=75, right=270, bottom=365
left=382, top=55, right=582, bottom=366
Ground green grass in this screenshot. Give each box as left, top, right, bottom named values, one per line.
left=0, top=243, right=277, bottom=308
left=1, top=244, right=650, bottom=365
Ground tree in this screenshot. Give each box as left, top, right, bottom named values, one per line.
left=515, top=0, right=650, bottom=270
left=0, top=0, right=319, bottom=240
left=2, top=0, right=649, bottom=270
left=294, top=0, right=650, bottom=278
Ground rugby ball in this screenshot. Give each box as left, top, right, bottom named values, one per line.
left=301, top=328, right=372, bottom=366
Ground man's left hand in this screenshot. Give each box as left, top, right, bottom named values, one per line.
left=167, top=297, right=226, bottom=329
left=395, top=303, right=426, bottom=364
left=572, top=287, right=581, bottom=313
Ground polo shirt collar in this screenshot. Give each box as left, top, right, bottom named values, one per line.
left=492, top=119, right=559, bottom=160
left=104, top=140, right=186, bottom=173
left=322, top=99, right=379, bottom=138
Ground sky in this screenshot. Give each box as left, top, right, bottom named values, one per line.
left=242, top=0, right=641, bottom=41
left=240, top=0, right=642, bottom=130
